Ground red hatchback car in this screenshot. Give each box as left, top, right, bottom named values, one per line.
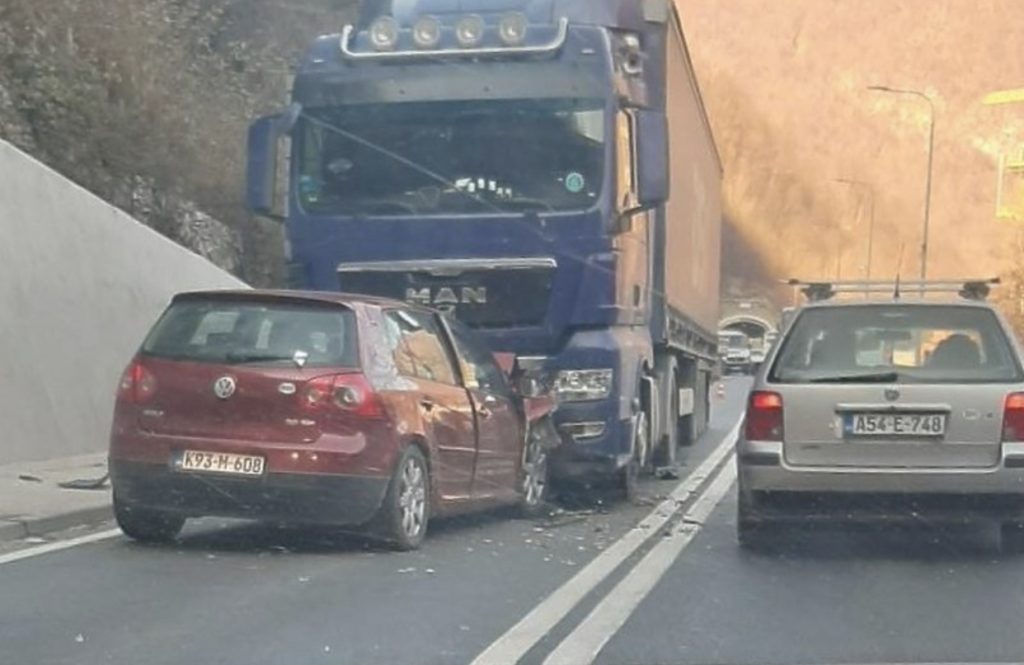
left=109, top=290, right=558, bottom=550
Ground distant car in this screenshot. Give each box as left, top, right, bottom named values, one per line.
left=749, top=347, right=767, bottom=372
left=718, top=330, right=752, bottom=375
left=737, top=280, right=1024, bottom=550
left=109, top=290, right=559, bottom=550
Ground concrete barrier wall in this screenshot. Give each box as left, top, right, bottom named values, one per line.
left=0, top=140, right=246, bottom=464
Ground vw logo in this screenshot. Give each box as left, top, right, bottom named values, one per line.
left=884, top=386, right=901, bottom=402
left=213, top=376, right=237, bottom=400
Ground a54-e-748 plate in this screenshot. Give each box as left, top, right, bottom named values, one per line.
left=844, top=413, right=946, bottom=437
left=178, top=450, right=265, bottom=476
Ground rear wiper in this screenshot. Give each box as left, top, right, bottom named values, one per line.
left=225, top=352, right=294, bottom=364
left=809, top=371, right=901, bottom=384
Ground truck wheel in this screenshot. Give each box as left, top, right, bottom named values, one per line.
left=615, top=412, right=646, bottom=502
left=114, top=495, right=185, bottom=544
left=653, top=355, right=679, bottom=468
left=679, top=361, right=699, bottom=447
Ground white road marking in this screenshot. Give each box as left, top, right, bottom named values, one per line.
left=0, top=528, right=122, bottom=566
left=470, top=421, right=741, bottom=665
left=543, top=459, right=737, bottom=665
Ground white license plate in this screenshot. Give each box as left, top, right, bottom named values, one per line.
left=844, top=413, right=946, bottom=437
left=179, top=450, right=265, bottom=476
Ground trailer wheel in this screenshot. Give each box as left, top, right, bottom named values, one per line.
left=678, top=359, right=700, bottom=447
left=653, top=355, right=679, bottom=468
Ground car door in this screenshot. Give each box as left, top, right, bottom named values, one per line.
left=382, top=309, right=476, bottom=502
left=442, top=316, right=522, bottom=501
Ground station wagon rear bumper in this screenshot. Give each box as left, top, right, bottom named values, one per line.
left=739, top=440, right=1024, bottom=498
left=111, top=460, right=389, bottom=526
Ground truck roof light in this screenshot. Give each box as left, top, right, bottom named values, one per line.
left=369, top=16, right=399, bottom=51
left=412, top=16, right=441, bottom=49
left=455, top=15, right=485, bottom=48
left=498, top=13, right=528, bottom=46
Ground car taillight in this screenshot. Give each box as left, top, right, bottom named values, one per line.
left=303, top=373, right=385, bottom=419
left=746, top=391, right=783, bottom=441
left=1002, top=393, right=1024, bottom=442
left=118, top=361, right=157, bottom=403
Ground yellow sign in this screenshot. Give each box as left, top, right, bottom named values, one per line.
left=983, top=88, right=1024, bottom=106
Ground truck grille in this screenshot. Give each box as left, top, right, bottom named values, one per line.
left=338, top=258, right=556, bottom=328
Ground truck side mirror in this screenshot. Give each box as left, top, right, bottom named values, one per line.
left=246, top=114, right=282, bottom=218
left=634, top=110, right=669, bottom=207
left=246, top=104, right=302, bottom=220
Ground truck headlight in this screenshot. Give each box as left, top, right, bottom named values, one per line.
left=555, top=369, right=613, bottom=402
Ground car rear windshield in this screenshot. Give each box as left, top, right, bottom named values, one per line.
left=141, top=299, right=358, bottom=368
left=769, top=305, right=1022, bottom=384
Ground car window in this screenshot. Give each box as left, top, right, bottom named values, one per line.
left=382, top=309, right=458, bottom=385
left=444, top=316, right=511, bottom=396
left=142, top=299, right=358, bottom=368
left=770, top=305, right=1022, bottom=383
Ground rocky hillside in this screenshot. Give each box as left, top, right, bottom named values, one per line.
left=0, top=0, right=357, bottom=286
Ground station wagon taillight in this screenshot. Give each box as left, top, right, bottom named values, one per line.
left=118, top=360, right=157, bottom=403
left=1002, top=393, right=1024, bottom=442
left=303, top=373, right=385, bottom=419
left=746, top=391, right=784, bottom=441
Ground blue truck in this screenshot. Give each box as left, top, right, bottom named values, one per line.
left=246, top=0, right=723, bottom=495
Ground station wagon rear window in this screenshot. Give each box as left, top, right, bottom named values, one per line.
left=141, top=299, right=358, bottom=368
left=770, top=305, right=1022, bottom=384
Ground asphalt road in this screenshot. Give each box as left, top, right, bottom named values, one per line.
left=9, top=378, right=1021, bottom=665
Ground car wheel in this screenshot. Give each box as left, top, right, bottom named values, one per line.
left=518, top=425, right=550, bottom=518
left=1000, top=521, right=1024, bottom=554
left=113, top=495, right=185, bottom=544
left=736, top=489, right=767, bottom=551
left=374, top=446, right=430, bottom=551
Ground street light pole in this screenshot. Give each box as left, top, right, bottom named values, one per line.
left=833, top=178, right=876, bottom=281
left=868, top=85, right=936, bottom=281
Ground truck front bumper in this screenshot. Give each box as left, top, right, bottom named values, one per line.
left=549, top=403, right=632, bottom=480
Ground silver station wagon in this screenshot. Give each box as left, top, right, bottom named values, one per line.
left=737, top=279, right=1024, bottom=549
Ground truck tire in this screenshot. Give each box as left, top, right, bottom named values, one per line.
left=615, top=410, right=647, bottom=502
left=653, top=354, right=679, bottom=468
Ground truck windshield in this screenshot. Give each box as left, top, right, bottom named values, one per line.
left=297, top=98, right=606, bottom=216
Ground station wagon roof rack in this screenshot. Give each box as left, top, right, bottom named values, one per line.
left=784, top=278, right=1001, bottom=302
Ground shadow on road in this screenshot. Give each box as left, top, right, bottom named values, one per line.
left=741, top=522, right=1011, bottom=561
